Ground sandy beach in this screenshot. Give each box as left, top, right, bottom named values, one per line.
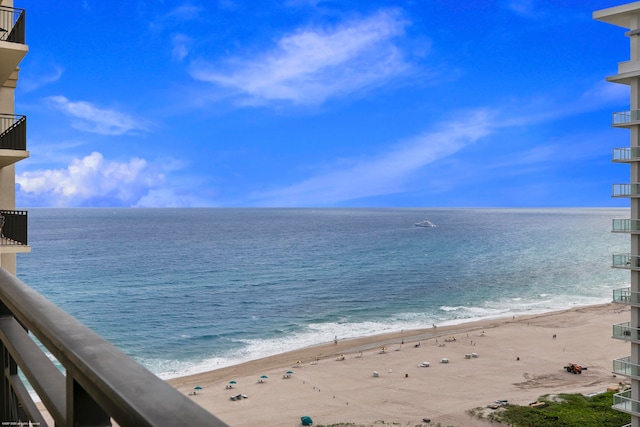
left=168, top=303, right=630, bottom=427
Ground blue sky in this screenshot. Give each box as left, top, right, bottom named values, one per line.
left=12, top=0, right=636, bottom=207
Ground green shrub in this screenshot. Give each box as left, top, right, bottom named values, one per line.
left=487, top=392, right=630, bottom=427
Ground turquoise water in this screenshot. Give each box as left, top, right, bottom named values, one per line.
left=16, top=208, right=628, bottom=378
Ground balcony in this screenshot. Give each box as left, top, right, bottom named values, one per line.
left=613, top=147, right=640, bottom=162
left=0, top=5, right=27, bottom=85
left=613, top=389, right=640, bottom=417
left=612, top=253, right=640, bottom=270
left=612, top=183, right=640, bottom=198
left=607, top=60, right=640, bottom=85
left=613, top=356, right=640, bottom=379
left=613, top=287, right=640, bottom=306
left=613, top=322, right=640, bottom=342
left=613, top=110, right=640, bottom=127
left=0, top=210, right=28, bottom=253
left=612, top=219, right=640, bottom=233
left=0, top=114, right=28, bottom=168
left=0, top=267, right=228, bottom=426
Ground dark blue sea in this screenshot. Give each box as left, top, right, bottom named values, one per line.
left=16, top=208, right=628, bottom=379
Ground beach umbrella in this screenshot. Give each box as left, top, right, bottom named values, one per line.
left=286, top=371, right=293, bottom=375
left=194, top=386, right=203, bottom=390
left=229, top=380, right=237, bottom=385
left=260, top=375, right=268, bottom=379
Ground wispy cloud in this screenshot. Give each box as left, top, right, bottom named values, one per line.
left=16, top=152, right=165, bottom=207
left=172, top=34, right=192, bottom=61
left=189, top=9, right=414, bottom=106
left=507, top=0, right=540, bottom=19
left=149, top=4, right=204, bottom=31
left=249, top=109, right=495, bottom=206
left=45, top=96, right=150, bottom=135
left=22, top=65, right=64, bottom=92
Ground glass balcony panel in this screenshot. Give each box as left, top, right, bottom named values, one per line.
left=611, top=219, right=640, bottom=232
left=613, top=183, right=640, bottom=197
left=613, top=322, right=640, bottom=342
left=613, top=147, right=640, bottom=162
left=612, top=287, right=640, bottom=304
left=612, top=254, right=640, bottom=269
left=613, top=110, right=640, bottom=125
left=613, top=356, right=640, bottom=378
left=613, top=389, right=640, bottom=416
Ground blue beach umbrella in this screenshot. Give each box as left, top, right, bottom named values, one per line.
left=194, top=386, right=203, bottom=390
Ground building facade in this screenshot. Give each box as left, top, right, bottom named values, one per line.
left=596, top=3, right=640, bottom=427
left=0, top=0, right=29, bottom=274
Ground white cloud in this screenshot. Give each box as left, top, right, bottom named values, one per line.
left=134, top=188, right=212, bottom=207
left=189, top=9, right=413, bottom=105
left=22, top=65, right=64, bottom=92
left=172, top=34, right=192, bottom=61
left=165, top=4, right=203, bottom=21
left=508, top=0, right=539, bottom=19
left=250, top=109, right=495, bottom=206
left=45, top=96, right=150, bottom=135
left=579, top=80, right=628, bottom=106
left=16, top=152, right=165, bottom=207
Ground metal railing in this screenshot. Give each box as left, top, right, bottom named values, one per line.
left=613, top=147, right=640, bottom=162
left=0, top=6, right=25, bottom=44
left=0, top=114, right=26, bottom=150
left=0, top=210, right=27, bottom=246
left=613, top=110, right=640, bottom=126
left=0, top=267, right=228, bottom=426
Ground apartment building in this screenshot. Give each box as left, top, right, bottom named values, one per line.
left=596, top=3, right=640, bottom=427
left=0, top=0, right=29, bottom=274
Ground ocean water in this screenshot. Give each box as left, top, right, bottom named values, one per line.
left=15, top=208, right=629, bottom=379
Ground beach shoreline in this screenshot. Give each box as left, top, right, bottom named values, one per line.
left=168, top=302, right=630, bottom=426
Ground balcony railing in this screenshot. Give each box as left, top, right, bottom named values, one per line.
left=613, top=110, right=640, bottom=126
left=613, top=147, right=640, bottom=162
left=613, top=356, right=640, bottom=379
left=613, top=253, right=640, bottom=270
left=612, top=287, right=640, bottom=305
left=0, top=6, right=25, bottom=44
left=0, top=114, right=26, bottom=150
left=0, top=267, right=228, bottom=426
left=612, top=219, right=640, bottom=233
left=0, top=210, right=27, bottom=246
left=612, top=183, right=640, bottom=197
left=613, top=389, right=640, bottom=417
left=613, top=322, right=640, bottom=342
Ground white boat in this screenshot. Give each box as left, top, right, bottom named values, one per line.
left=414, top=218, right=436, bottom=227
